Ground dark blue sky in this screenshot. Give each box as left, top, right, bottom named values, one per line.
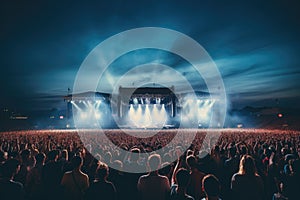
left=1, top=0, right=300, bottom=113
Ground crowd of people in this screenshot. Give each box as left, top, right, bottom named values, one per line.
left=0, top=129, right=299, bottom=200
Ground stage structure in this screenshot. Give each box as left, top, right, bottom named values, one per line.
left=64, top=87, right=217, bottom=129
left=64, top=92, right=112, bottom=128
left=116, top=86, right=177, bottom=128
left=117, top=86, right=176, bottom=117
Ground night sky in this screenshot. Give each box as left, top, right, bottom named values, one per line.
left=1, top=0, right=300, bottom=114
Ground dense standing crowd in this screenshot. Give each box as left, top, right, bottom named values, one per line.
left=0, top=129, right=299, bottom=200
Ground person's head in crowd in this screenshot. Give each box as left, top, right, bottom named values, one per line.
left=238, top=155, right=257, bottom=176
left=269, top=145, right=276, bottom=153
left=264, top=148, right=272, bottom=158
left=130, top=148, right=140, bottom=163
left=276, top=182, right=285, bottom=194
left=96, top=162, right=109, bottom=181
left=61, top=149, right=68, bottom=161
left=163, top=153, right=171, bottom=163
left=289, top=159, right=300, bottom=174
left=1, top=158, right=20, bottom=179
left=35, top=152, right=46, bottom=165
left=20, top=149, right=31, bottom=163
left=94, top=153, right=102, bottom=162
left=281, top=147, right=288, bottom=156
left=47, top=150, right=59, bottom=162
left=111, top=160, right=123, bottom=171
left=76, top=147, right=85, bottom=158
left=290, top=146, right=296, bottom=155
left=104, top=151, right=112, bottom=164
left=113, top=149, right=120, bottom=158
left=220, top=148, right=225, bottom=157
left=198, top=150, right=210, bottom=161
left=284, top=154, right=295, bottom=165
left=229, top=146, right=237, bottom=158
left=240, top=145, right=247, bottom=155
left=175, top=146, right=183, bottom=159
left=213, top=145, right=220, bottom=155
left=81, top=147, right=86, bottom=158
left=147, top=153, right=161, bottom=172
left=262, top=143, right=268, bottom=150
left=71, top=155, right=83, bottom=170
left=176, top=168, right=190, bottom=188
left=186, top=155, right=197, bottom=170
left=262, top=148, right=272, bottom=167
left=186, top=149, right=194, bottom=157
left=202, top=174, right=221, bottom=199
left=0, top=150, right=7, bottom=163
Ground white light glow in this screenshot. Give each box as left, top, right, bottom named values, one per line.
left=72, top=99, right=108, bottom=128
left=127, top=103, right=168, bottom=128
left=181, top=97, right=215, bottom=127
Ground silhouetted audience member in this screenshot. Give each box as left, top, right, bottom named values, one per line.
left=0, top=150, right=7, bottom=163
left=61, top=149, right=71, bottom=173
left=201, top=174, right=221, bottom=200
left=186, top=155, right=206, bottom=200
left=171, top=168, right=195, bottom=200
left=26, top=152, right=46, bottom=200
left=61, top=155, right=89, bottom=200
left=85, top=162, right=116, bottom=200
left=0, top=158, right=25, bottom=200
left=137, top=154, right=170, bottom=200
left=15, top=149, right=31, bottom=185
left=284, top=159, right=300, bottom=200
left=123, top=148, right=145, bottom=200
left=124, top=147, right=145, bottom=172
left=42, top=150, right=63, bottom=200
left=223, top=146, right=239, bottom=198
left=272, top=182, right=288, bottom=200
left=231, top=155, right=264, bottom=200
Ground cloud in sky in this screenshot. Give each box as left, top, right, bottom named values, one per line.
left=1, top=0, right=300, bottom=111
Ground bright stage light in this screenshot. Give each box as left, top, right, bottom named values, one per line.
left=71, top=101, right=82, bottom=111
left=95, top=100, right=101, bottom=109
left=181, top=97, right=215, bottom=126
left=159, top=104, right=167, bottom=124
left=72, top=99, right=110, bottom=128
left=82, top=101, right=88, bottom=107
left=133, top=98, right=138, bottom=105
left=144, top=104, right=151, bottom=126
left=156, top=98, right=161, bottom=104
left=145, top=98, right=150, bottom=104
left=80, top=113, right=88, bottom=119
left=95, top=112, right=101, bottom=119
left=152, top=104, right=160, bottom=123
left=136, top=104, right=143, bottom=124
left=127, top=103, right=168, bottom=128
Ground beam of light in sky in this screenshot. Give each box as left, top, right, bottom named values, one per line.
left=71, top=101, right=82, bottom=111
